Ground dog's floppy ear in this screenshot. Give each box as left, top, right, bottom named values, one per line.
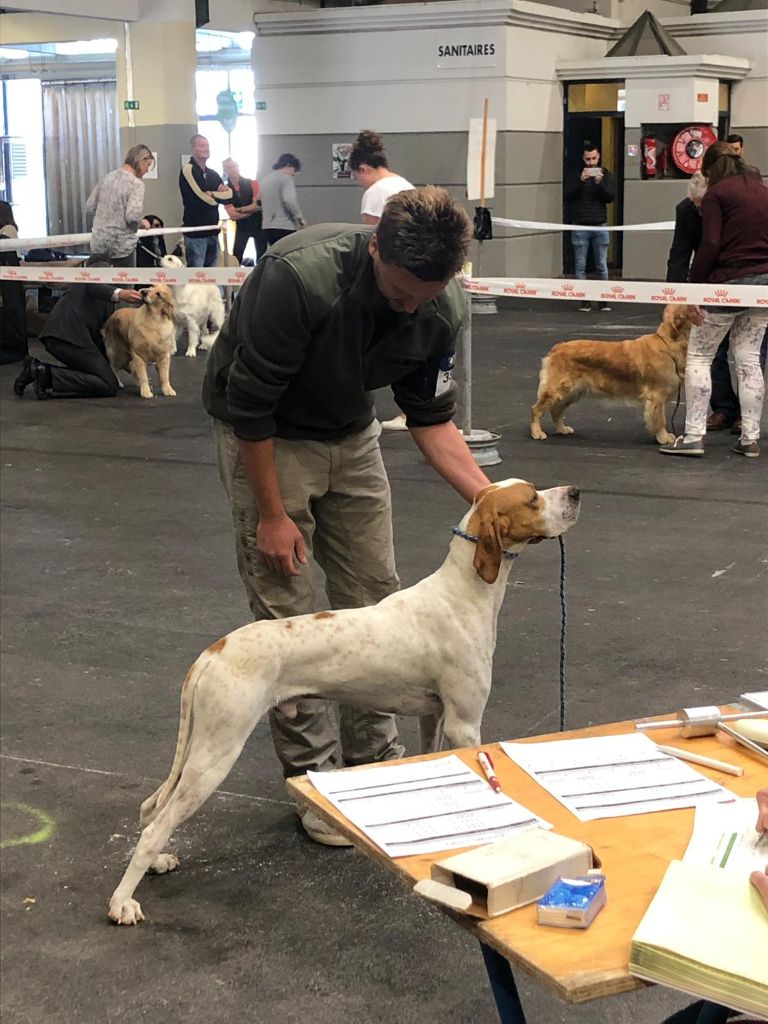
left=470, top=489, right=506, bottom=584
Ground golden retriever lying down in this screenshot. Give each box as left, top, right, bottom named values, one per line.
left=530, top=304, right=696, bottom=444
left=103, top=284, right=176, bottom=399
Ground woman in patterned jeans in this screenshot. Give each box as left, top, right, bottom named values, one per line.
left=85, top=144, right=154, bottom=266
left=659, top=142, right=768, bottom=459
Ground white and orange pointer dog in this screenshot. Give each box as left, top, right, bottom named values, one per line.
left=108, top=479, right=580, bottom=925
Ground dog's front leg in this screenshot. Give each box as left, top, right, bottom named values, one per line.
left=156, top=353, right=177, bottom=397
left=131, top=356, right=153, bottom=399
left=645, top=396, right=674, bottom=444
left=185, top=316, right=201, bottom=358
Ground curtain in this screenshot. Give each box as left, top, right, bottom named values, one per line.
left=42, top=81, right=120, bottom=237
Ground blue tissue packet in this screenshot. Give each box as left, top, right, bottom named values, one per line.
left=537, top=874, right=607, bottom=928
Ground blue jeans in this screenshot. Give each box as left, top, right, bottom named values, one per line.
left=185, top=233, right=219, bottom=267
left=571, top=229, right=609, bottom=280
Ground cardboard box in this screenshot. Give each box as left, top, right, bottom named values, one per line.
left=428, top=828, right=595, bottom=918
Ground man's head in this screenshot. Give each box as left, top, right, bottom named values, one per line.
left=222, top=157, right=239, bottom=181
left=190, top=134, right=210, bottom=163
left=369, top=186, right=471, bottom=313
left=582, top=145, right=601, bottom=168
left=726, top=133, right=744, bottom=157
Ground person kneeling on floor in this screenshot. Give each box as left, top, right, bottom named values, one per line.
left=13, top=265, right=143, bottom=400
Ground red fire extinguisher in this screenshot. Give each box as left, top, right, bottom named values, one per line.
left=642, top=135, right=657, bottom=179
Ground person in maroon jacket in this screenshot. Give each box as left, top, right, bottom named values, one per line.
left=659, top=142, right=768, bottom=459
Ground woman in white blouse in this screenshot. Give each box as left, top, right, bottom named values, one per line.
left=350, top=130, right=414, bottom=226
left=86, top=144, right=154, bottom=266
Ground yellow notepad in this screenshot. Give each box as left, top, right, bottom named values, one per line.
left=630, top=860, right=768, bottom=1017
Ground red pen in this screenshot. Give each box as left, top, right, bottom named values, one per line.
left=477, top=750, right=501, bottom=793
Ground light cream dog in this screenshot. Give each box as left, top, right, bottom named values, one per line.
left=107, top=479, right=581, bottom=925
left=158, top=254, right=225, bottom=357
left=103, top=284, right=176, bottom=399
left=530, top=304, right=696, bottom=444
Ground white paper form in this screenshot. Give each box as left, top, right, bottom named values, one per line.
left=683, top=798, right=768, bottom=875
left=500, top=733, right=735, bottom=823
left=308, top=754, right=551, bottom=858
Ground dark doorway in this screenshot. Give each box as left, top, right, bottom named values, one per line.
left=562, top=93, right=625, bottom=277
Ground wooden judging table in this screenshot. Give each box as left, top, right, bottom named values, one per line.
left=287, top=713, right=766, bottom=1020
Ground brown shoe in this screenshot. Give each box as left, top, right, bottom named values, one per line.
left=706, top=411, right=734, bottom=431
left=730, top=418, right=742, bottom=435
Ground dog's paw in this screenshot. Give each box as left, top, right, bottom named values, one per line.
left=139, top=388, right=154, bottom=399
left=555, top=425, right=575, bottom=436
left=657, top=432, right=675, bottom=445
left=108, top=897, right=145, bottom=926
left=161, top=386, right=177, bottom=398
left=148, top=853, right=180, bottom=875
left=185, top=348, right=197, bottom=359
left=530, top=427, right=547, bottom=440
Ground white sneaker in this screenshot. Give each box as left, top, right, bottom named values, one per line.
left=298, top=807, right=353, bottom=847
left=380, top=414, right=407, bottom=431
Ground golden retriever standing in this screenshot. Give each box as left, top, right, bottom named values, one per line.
left=103, top=284, right=176, bottom=399
left=530, top=304, right=696, bottom=444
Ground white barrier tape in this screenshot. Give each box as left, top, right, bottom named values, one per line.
left=492, top=217, right=676, bottom=233
left=0, top=264, right=250, bottom=286
left=466, top=276, right=768, bottom=307
left=0, top=224, right=222, bottom=253
left=2, top=264, right=766, bottom=307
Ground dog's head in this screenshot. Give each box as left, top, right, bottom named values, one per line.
left=466, top=479, right=581, bottom=584
left=159, top=254, right=184, bottom=269
left=140, top=283, right=174, bottom=319
left=661, top=304, right=696, bottom=342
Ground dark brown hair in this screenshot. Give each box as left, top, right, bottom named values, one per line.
left=376, top=186, right=472, bottom=282
left=350, top=130, right=389, bottom=171
left=0, top=201, right=18, bottom=230
left=701, top=141, right=759, bottom=188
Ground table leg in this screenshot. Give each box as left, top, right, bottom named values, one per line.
left=480, top=942, right=528, bottom=1024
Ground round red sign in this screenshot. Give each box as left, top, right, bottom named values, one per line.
left=670, top=125, right=718, bottom=175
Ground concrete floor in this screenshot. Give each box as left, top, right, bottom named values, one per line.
left=1, top=300, right=766, bottom=1024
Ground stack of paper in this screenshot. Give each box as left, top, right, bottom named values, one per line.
left=501, top=733, right=734, bottom=822
left=740, top=690, right=768, bottom=711
left=630, top=860, right=768, bottom=1017
left=308, top=754, right=551, bottom=858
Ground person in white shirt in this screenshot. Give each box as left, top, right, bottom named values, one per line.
left=351, top=130, right=414, bottom=429
left=350, top=130, right=414, bottom=226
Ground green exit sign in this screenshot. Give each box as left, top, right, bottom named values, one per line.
left=255, top=101, right=267, bottom=111
left=124, top=99, right=140, bottom=110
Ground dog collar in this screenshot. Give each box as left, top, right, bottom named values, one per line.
left=451, top=526, right=519, bottom=559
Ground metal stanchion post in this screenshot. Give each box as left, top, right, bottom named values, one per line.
left=461, top=287, right=501, bottom=466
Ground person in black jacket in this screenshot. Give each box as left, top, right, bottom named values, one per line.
left=13, top=265, right=143, bottom=399
left=178, top=134, right=232, bottom=267
left=565, top=143, right=615, bottom=312
left=135, top=213, right=167, bottom=267
left=222, top=158, right=265, bottom=264
left=0, top=201, right=27, bottom=365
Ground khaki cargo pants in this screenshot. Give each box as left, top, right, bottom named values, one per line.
left=214, top=418, right=405, bottom=777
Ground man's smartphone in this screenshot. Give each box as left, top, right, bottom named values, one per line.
left=585, top=167, right=603, bottom=177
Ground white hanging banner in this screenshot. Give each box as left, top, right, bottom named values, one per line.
left=467, top=116, right=496, bottom=202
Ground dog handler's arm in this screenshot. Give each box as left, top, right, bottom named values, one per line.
left=236, top=438, right=307, bottom=577
left=410, top=422, right=491, bottom=503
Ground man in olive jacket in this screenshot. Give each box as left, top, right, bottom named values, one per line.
left=203, top=187, right=491, bottom=846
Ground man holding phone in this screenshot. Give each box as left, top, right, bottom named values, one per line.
left=565, top=143, right=615, bottom=312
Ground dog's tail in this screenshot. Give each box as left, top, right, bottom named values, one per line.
left=138, top=650, right=214, bottom=828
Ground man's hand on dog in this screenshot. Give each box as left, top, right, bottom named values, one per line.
left=257, top=514, right=308, bottom=576
left=117, top=289, right=144, bottom=305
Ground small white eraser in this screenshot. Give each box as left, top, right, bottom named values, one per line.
left=413, top=878, right=473, bottom=912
